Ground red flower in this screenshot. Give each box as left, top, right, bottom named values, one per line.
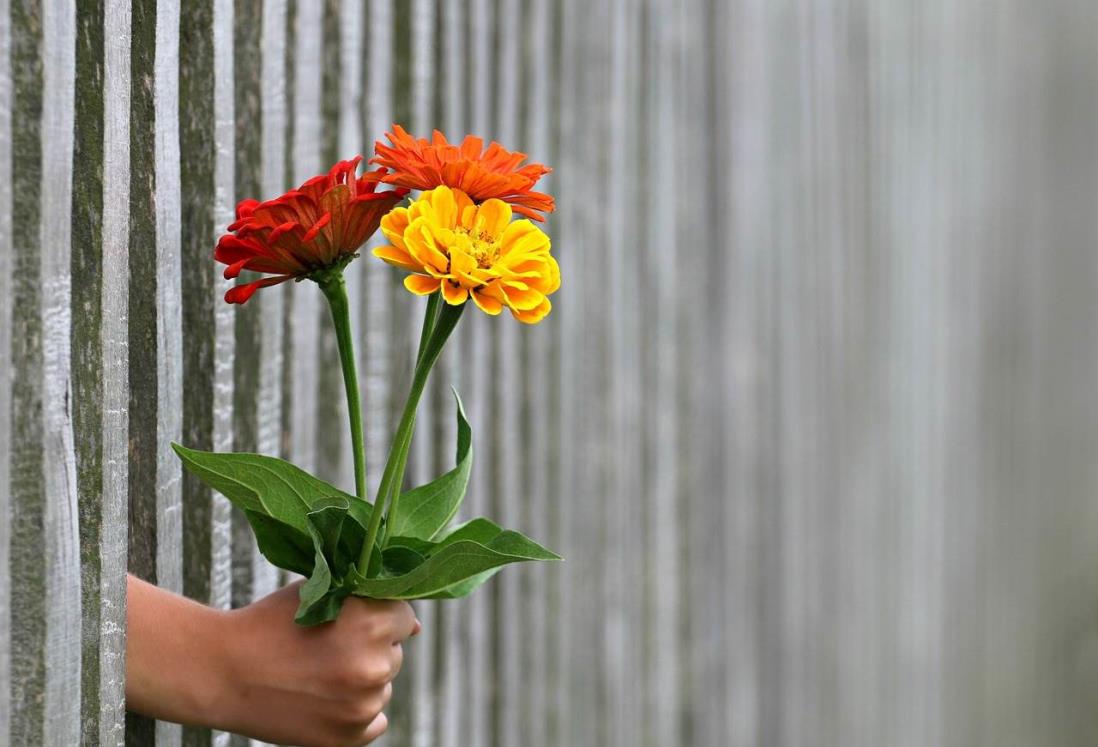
left=216, top=157, right=409, bottom=304
left=367, top=125, right=555, bottom=221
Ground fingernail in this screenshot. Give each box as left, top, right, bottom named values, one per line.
left=413, top=618, right=423, bottom=636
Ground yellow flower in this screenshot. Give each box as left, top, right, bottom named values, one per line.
left=374, top=185, right=560, bottom=323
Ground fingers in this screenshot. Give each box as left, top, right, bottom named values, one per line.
left=389, top=601, right=418, bottom=642
left=362, top=712, right=388, bottom=743
left=389, top=642, right=404, bottom=679
left=341, top=599, right=419, bottom=643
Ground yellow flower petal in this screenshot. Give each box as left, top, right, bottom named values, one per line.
left=441, top=279, right=468, bottom=305
left=404, top=217, right=450, bottom=272
left=500, top=219, right=549, bottom=258
left=472, top=288, right=503, bottom=315
left=380, top=207, right=411, bottom=250
left=473, top=198, right=512, bottom=238
left=404, top=274, right=442, bottom=295
left=500, top=281, right=544, bottom=311
left=428, top=185, right=459, bottom=228
left=511, top=296, right=551, bottom=324
left=373, top=244, right=422, bottom=272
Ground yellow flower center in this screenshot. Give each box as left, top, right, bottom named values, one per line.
left=458, top=227, right=502, bottom=269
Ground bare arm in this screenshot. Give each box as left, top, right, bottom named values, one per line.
left=126, top=574, right=420, bottom=747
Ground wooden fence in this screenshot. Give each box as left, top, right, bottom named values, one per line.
left=3, top=1, right=1098, bottom=746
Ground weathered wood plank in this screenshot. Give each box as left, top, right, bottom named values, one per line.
left=492, top=1, right=521, bottom=745
left=407, top=3, right=439, bottom=746
left=287, top=0, right=321, bottom=483
left=338, top=0, right=365, bottom=501
left=251, top=0, right=287, bottom=608
left=311, top=0, right=342, bottom=487
left=551, top=1, right=580, bottom=743
left=178, top=0, right=234, bottom=743
left=381, top=4, right=419, bottom=743
left=125, top=0, right=160, bottom=742
left=0, top=0, right=13, bottom=738
left=99, top=4, right=132, bottom=743
left=9, top=1, right=48, bottom=742
left=40, top=1, right=81, bottom=743
left=465, top=3, right=493, bottom=743
left=519, top=0, right=553, bottom=742
left=72, top=0, right=128, bottom=743
left=127, top=0, right=186, bottom=742
left=229, top=0, right=262, bottom=615
left=211, top=0, right=237, bottom=614
left=435, top=4, right=468, bottom=745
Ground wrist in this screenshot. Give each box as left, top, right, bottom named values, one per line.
left=196, top=606, right=251, bottom=732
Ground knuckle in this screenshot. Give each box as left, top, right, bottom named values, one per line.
left=356, top=658, right=393, bottom=688
left=379, top=681, right=394, bottom=708
left=348, top=697, right=382, bottom=726
left=338, top=656, right=392, bottom=689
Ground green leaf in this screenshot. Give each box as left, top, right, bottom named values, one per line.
left=171, top=442, right=376, bottom=533
left=381, top=545, right=427, bottom=576
left=243, top=510, right=314, bottom=577
left=355, top=519, right=561, bottom=600
left=296, top=499, right=371, bottom=625
left=385, top=390, right=472, bottom=542
left=422, top=568, right=502, bottom=599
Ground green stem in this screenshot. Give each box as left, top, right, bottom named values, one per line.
left=357, top=297, right=465, bottom=573
left=318, top=271, right=368, bottom=507
left=417, top=292, right=442, bottom=367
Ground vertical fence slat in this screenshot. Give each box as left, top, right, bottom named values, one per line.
left=0, top=5, right=10, bottom=742
left=125, top=0, right=161, bottom=742
left=465, top=3, right=492, bottom=743
left=179, top=0, right=235, bottom=742
left=338, top=0, right=365, bottom=493
left=0, top=0, right=12, bottom=738
left=211, top=0, right=237, bottom=621
left=126, top=0, right=185, bottom=744
left=363, top=0, right=392, bottom=506
left=251, top=0, right=287, bottom=609
left=312, top=0, right=343, bottom=487
left=552, top=0, right=579, bottom=743
left=40, top=2, right=80, bottom=744
left=100, top=3, right=132, bottom=743
left=72, top=0, right=129, bottom=742
left=521, top=1, right=553, bottom=743
left=407, top=3, right=438, bottom=746
left=436, top=4, right=467, bottom=744
left=287, top=0, right=321, bottom=479
left=9, top=2, right=47, bottom=743
left=229, top=0, right=262, bottom=618
left=492, top=2, right=522, bottom=746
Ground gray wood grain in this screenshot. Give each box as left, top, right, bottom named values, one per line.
left=435, top=5, right=468, bottom=746
left=9, top=2, right=47, bottom=742
left=0, top=0, right=11, bottom=737
left=40, top=2, right=81, bottom=744
left=100, top=4, right=132, bottom=743
left=407, top=4, right=438, bottom=746
left=465, top=3, right=493, bottom=744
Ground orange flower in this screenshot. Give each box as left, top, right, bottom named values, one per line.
left=215, top=157, right=408, bottom=304
left=368, top=125, right=555, bottom=222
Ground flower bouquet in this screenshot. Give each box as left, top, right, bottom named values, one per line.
left=173, top=126, right=561, bottom=624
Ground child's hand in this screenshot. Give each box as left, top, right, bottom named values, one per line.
left=126, top=575, right=421, bottom=747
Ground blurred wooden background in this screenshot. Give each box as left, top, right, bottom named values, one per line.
left=3, top=0, right=1098, bottom=745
